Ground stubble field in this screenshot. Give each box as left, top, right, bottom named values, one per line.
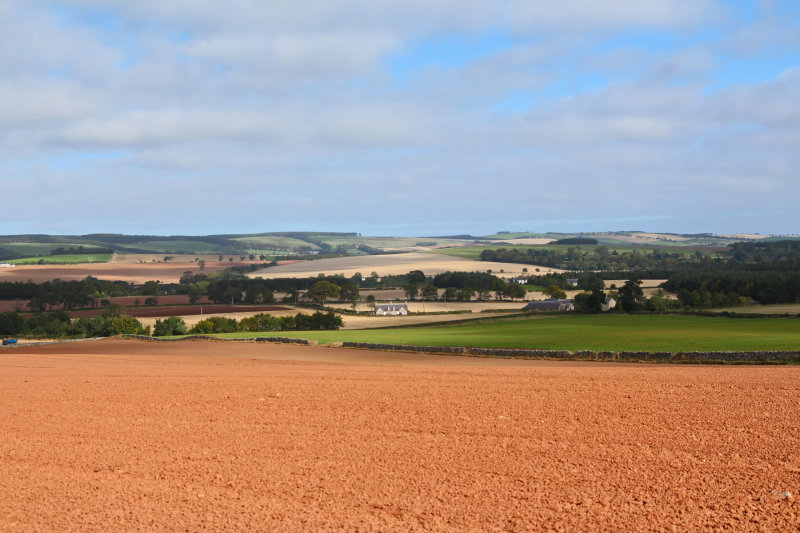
left=249, top=252, right=563, bottom=279
left=0, top=261, right=255, bottom=284
left=0, top=339, right=798, bottom=531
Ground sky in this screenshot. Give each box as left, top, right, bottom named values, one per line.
left=1, top=0, right=798, bottom=237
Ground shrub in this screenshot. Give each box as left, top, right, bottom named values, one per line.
left=190, top=316, right=239, bottom=334
left=153, top=316, right=188, bottom=336
left=109, top=315, right=147, bottom=335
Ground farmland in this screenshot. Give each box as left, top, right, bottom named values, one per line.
left=248, top=251, right=563, bottom=279
left=213, top=314, right=800, bottom=353
left=1, top=339, right=798, bottom=531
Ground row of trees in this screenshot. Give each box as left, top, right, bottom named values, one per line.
left=0, top=309, right=148, bottom=338
left=479, top=246, right=716, bottom=272
left=153, top=311, right=343, bottom=336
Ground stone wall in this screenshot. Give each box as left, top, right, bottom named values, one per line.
left=341, top=342, right=800, bottom=364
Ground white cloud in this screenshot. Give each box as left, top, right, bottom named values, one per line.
left=0, top=0, right=796, bottom=234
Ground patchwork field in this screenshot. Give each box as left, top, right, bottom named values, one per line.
left=249, top=252, right=562, bottom=279
left=1, top=339, right=797, bottom=531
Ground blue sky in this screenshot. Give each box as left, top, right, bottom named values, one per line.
left=0, top=0, right=798, bottom=236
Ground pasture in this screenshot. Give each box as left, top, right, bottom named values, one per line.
left=215, top=314, right=800, bottom=352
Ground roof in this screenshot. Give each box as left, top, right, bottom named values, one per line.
left=523, top=299, right=573, bottom=311
left=374, top=304, right=408, bottom=311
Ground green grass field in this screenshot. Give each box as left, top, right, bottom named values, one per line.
left=233, top=236, right=321, bottom=251
left=129, top=240, right=226, bottom=253
left=523, top=284, right=546, bottom=291
left=7, top=254, right=112, bottom=264
left=209, top=314, right=800, bottom=352
left=0, top=243, right=95, bottom=257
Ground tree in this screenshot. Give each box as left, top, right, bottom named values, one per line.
left=574, top=290, right=606, bottom=313
left=141, top=280, right=161, bottom=296
left=403, top=284, right=419, bottom=300
left=456, top=288, right=475, bottom=301
left=502, top=283, right=526, bottom=300
left=618, top=278, right=644, bottom=312
left=109, top=316, right=146, bottom=335
left=406, top=270, right=426, bottom=284
left=442, top=287, right=458, bottom=301
left=421, top=285, right=439, bottom=300
left=187, top=284, right=201, bottom=305
left=543, top=284, right=567, bottom=299
left=340, top=283, right=360, bottom=310
left=306, top=281, right=340, bottom=305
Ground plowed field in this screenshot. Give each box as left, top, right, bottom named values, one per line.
left=1, top=339, right=798, bottom=531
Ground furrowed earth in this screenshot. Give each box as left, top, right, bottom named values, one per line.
left=1, top=339, right=798, bottom=531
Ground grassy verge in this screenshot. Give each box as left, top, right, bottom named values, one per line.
left=195, top=314, right=800, bottom=352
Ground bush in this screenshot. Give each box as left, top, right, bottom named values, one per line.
left=68, top=316, right=112, bottom=337
left=109, top=315, right=147, bottom=335
left=239, top=313, right=283, bottom=332
left=0, top=311, right=26, bottom=336
left=153, top=316, right=188, bottom=336
left=27, top=311, right=71, bottom=337
left=190, top=316, right=240, bottom=334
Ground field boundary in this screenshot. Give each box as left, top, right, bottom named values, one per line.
left=125, top=334, right=310, bottom=345
left=340, top=342, right=800, bottom=364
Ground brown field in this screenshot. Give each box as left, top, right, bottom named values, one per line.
left=249, top=252, right=563, bottom=279
left=493, top=238, right=555, bottom=245
left=1, top=339, right=798, bottom=531
left=718, top=234, right=769, bottom=240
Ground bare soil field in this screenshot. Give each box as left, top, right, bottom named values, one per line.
left=249, top=252, right=563, bottom=279
left=0, top=261, right=256, bottom=284
left=1, top=339, right=797, bottom=531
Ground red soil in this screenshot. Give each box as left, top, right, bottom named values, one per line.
left=1, top=339, right=798, bottom=531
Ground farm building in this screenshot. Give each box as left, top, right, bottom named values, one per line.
left=566, top=278, right=579, bottom=286
left=602, top=297, right=617, bottom=312
left=373, top=303, right=409, bottom=316
left=0, top=263, right=15, bottom=268
left=523, top=299, right=574, bottom=312
left=510, top=277, right=527, bottom=284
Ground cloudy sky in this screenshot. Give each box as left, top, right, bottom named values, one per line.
left=2, top=1, right=798, bottom=236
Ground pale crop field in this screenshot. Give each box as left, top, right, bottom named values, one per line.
left=248, top=252, right=563, bottom=279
